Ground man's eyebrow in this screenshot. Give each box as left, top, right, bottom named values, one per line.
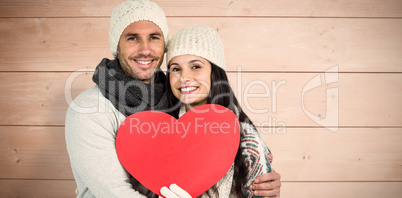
left=123, top=32, right=162, bottom=37
left=150, top=32, right=163, bottom=36
left=123, top=33, right=138, bottom=37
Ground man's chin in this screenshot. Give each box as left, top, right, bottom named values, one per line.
left=138, top=74, right=156, bottom=84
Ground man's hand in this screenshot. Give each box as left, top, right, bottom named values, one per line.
left=250, top=170, right=281, bottom=197
left=159, top=184, right=192, bottom=198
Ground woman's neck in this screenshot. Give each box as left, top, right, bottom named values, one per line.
left=183, top=101, right=207, bottom=112
left=184, top=104, right=195, bottom=112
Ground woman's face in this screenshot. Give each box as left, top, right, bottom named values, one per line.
left=169, top=55, right=212, bottom=109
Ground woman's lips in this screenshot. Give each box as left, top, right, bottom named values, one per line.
left=179, top=86, right=198, bottom=94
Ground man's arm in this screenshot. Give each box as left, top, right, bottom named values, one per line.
left=250, top=170, right=281, bottom=197
left=241, top=122, right=282, bottom=197
left=65, top=87, right=146, bottom=198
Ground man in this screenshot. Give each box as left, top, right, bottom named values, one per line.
left=65, top=0, right=281, bottom=197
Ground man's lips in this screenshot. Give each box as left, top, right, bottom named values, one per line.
left=179, top=86, right=198, bottom=94
left=136, top=60, right=152, bottom=64
left=134, top=59, right=154, bottom=69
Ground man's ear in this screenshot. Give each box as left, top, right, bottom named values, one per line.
left=115, top=44, right=120, bottom=59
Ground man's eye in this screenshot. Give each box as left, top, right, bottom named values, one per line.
left=151, top=36, right=160, bottom=40
left=128, top=37, right=136, bottom=41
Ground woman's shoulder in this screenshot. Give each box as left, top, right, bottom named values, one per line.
left=239, top=121, right=258, bottom=135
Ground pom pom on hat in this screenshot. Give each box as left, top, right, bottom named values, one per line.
left=167, top=26, right=226, bottom=70
left=109, top=0, right=169, bottom=57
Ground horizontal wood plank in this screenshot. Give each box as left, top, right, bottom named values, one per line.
left=1, top=0, right=401, bottom=196
left=1, top=18, right=401, bottom=72
left=262, top=128, right=402, bottom=181
left=0, top=72, right=93, bottom=126
left=1, top=180, right=400, bottom=198
left=227, top=73, right=402, bottom=127
left=1, top=126, right=401, bottom=181
left=0, top=0, right=401, bottom=17
left=0, top=180, right=401, bottom=198
left=0, top=126, right=73, bottom=180
left=2, top=72, right=401, bottom=126
left=0, top=179, right=76, bottom=198
left=280, top=181, right=402, bottom=197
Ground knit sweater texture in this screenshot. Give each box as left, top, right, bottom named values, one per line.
left=66, top=85, right=145, bottom=197
left=66, top=78, right=272, bottom=197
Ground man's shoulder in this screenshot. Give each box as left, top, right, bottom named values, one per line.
left=72, top=85, right=103, bottom=106
left=65, top=85, right=125, bottom=128
left=66, top=85, right=111, bottom=115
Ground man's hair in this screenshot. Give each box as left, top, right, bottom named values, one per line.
left=109, top=0, right=169, bottom=57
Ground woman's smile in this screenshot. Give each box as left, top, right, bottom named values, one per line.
left=179, top=86, right=199, bottom=94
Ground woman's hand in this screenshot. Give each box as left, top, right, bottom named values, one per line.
left=250, top=170, right=281, bottom=197
left=159, top=184, right=192, bottom=198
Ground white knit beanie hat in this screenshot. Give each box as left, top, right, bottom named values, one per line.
left=109, top=0, right=169, bottom=57
left=167, top=26, right=226, bottom=70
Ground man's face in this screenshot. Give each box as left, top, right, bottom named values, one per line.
left=116, top=20, right=165, bottom=84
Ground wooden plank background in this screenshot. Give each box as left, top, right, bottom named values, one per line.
left=0, top=0, right=401, bottom=197
left=1, top=18, right=402, bottom=72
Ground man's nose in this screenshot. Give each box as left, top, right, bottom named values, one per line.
left=138, top=40, right=151, bottom=55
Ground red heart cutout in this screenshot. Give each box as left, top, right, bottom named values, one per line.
left=116, top=104, right=240, bottom=197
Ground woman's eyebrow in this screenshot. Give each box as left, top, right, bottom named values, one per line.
left=168, top=62, right=179, bottom=67
left=188, top=59, right=205, bottom=64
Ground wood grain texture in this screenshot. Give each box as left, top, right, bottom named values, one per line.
left=0, top=1, right=401, bottom=196
left=0, top=126, right=402, bottom=182
left=0, top=0, right=401, bottom=17
left=0, top=179, right=76, bottom=198
left=0, top=126, right=72, bottom=180
left=227, top=73, right=402, bottom=127
left=0, top=180, right=400, bottom=198
left=2, top=72, right=400, bottom=126
left=1, top=18, right=401, bottom=72
left=262, top=128, right=402, bottom=181
left=1, top=126, right=401, bottom=182
left=0, top=72, right=94, bottom=126
left=279, top=181, right=402, bottom=197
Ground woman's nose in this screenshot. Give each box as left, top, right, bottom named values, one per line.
left=180, top=70, right=192, bottom=83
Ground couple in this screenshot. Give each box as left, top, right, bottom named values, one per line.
left=65, top=0, right=281, bottom=197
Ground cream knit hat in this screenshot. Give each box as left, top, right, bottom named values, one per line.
left=109, top=0, right=169, bottom=57
left=167, top=26, right=226, bottom=70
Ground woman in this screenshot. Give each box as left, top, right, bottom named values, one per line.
left=164, top=26, right=275, bottom=198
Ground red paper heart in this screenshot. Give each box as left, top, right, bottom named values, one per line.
left=116, top=104, right=240, bottom=197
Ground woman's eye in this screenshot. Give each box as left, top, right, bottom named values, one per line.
left=192, top=65, right=201, bottom=69
left=170, top=67, right=180, bottom=72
